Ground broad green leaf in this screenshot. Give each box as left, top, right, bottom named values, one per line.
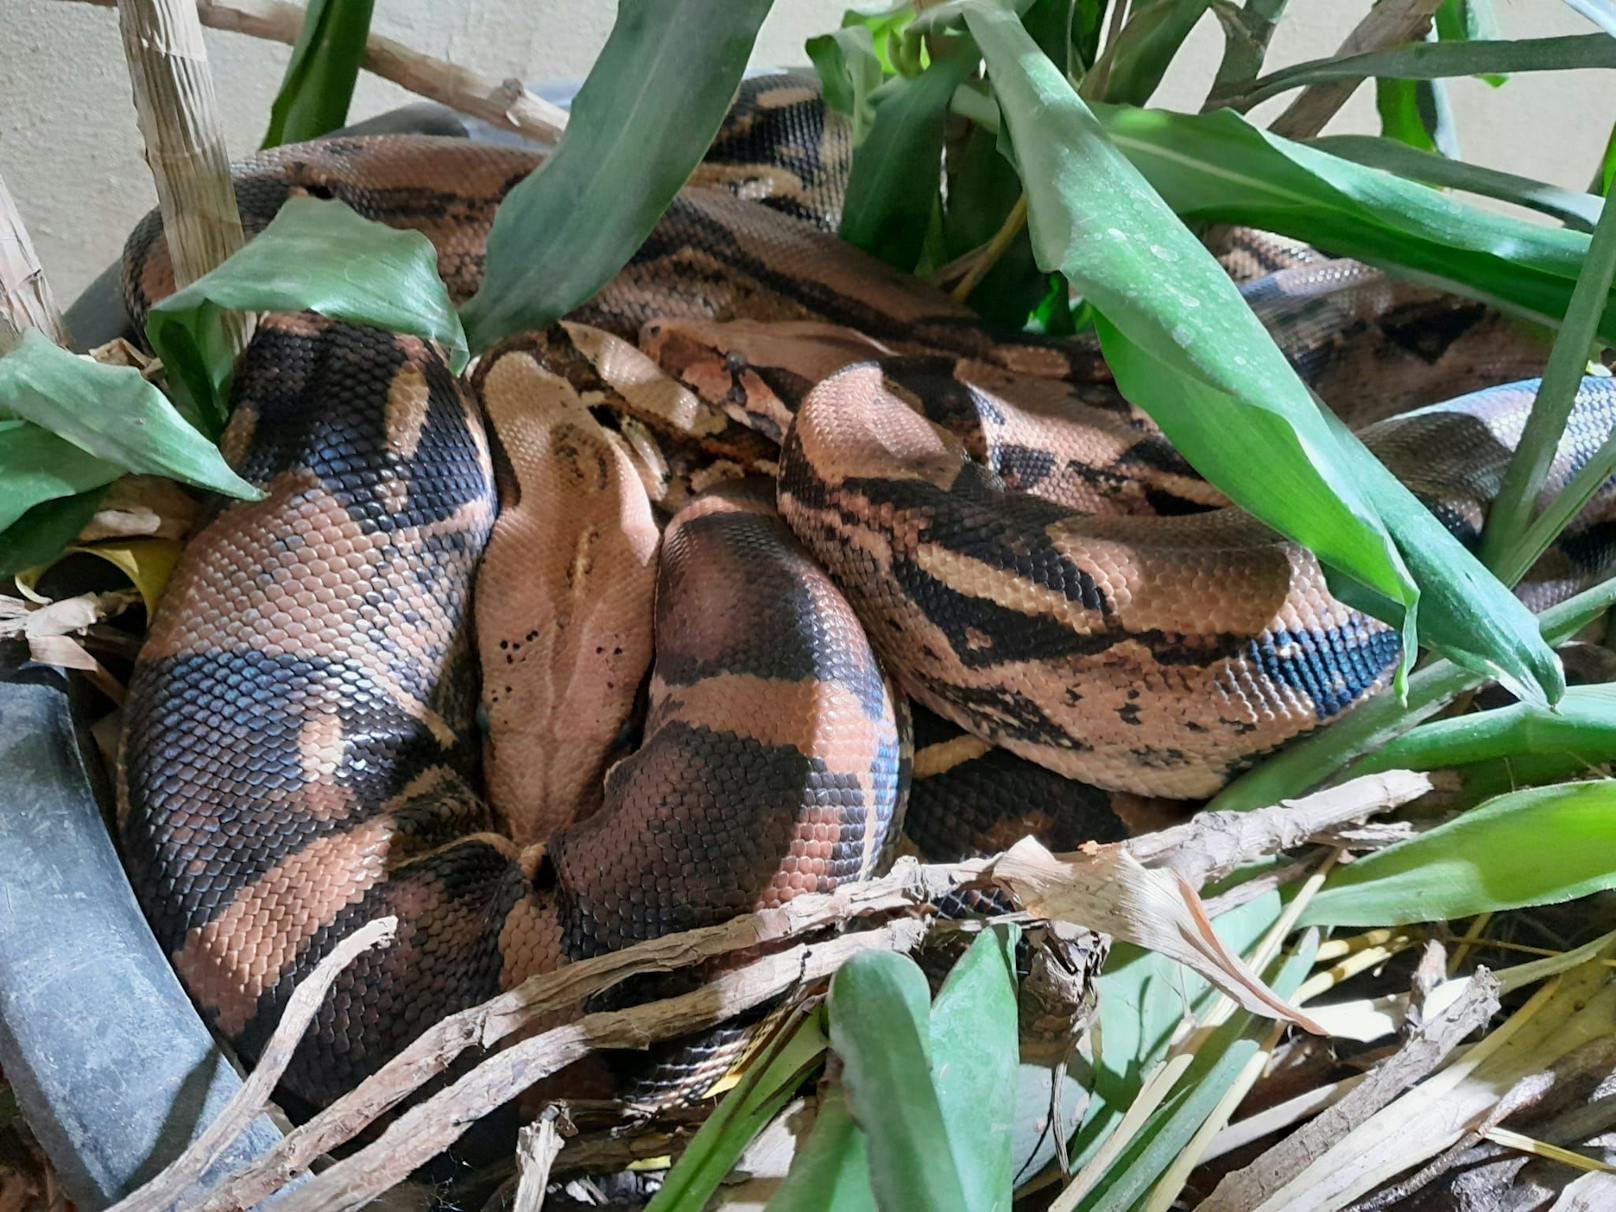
left=767, top=1087, right=876, bottom=1212
left=459, top=0, right=773, bottom=351
left=0, top=333, right=260, bottom=517
left=1076, top=939, right=1316, bottom=1212
left=827, top=952, right=970, bottom=1212
left=1095, top=1, right=1213, bottom=106
left=1094, top=104, right=1611, bottom=341
left=942, top=119, right=1047, bottom=327
left=1374, top=77, right=1450, bottom=157
left=147, top=197, right=467, bottom=434
left=1303, top=780, right=1616, bottom=926
left=0, top=420, right=120, bottom=533
left=261, top=0, right=375, bottom=148
left=929, top=927, right=1020, bottom=1212
left=806, top=25, right=885, bottom=141
left=1352, top=684, right=1616, bottom=776
left=0, top=488, right=107, bottom=578
left=963, top=1, right=1422, bottom=652
left=840, top=50, right=975, bottom=271
left=1313, top=135, right=1602, bottom=231
left=647, top=1010, right=828, bottom=1212
left=1483, top=190, right=1616, bottom=576
left=839, top=2, right=922, bottom=77
left=1318, top=411, right=1561, bottom=707
left=1208, top=575, right=1616, bottom=813
left=1214, top=34, right=1616, bottom=112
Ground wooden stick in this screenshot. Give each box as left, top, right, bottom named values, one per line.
left=0, top=169, right=71, bottom=353
left=115, top=0, right=252, bottom=363
left=67, top=0, right=569, bottom=143
left=512, top=1106, right=570, bottom=1212
left=105, top=917, right=397, bottom=1212
left=192, top=858, right=978, bottom=1212
left=1268, top=0, right=1444, bottom=140
left=270, top=921, right=929, bottom=1212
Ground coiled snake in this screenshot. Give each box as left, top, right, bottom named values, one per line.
left=117, top=74, right=1616, bottom=1113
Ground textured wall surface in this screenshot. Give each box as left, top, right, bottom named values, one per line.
left=2, top=0, right=1610, bottom=304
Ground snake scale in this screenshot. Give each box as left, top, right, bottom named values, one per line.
left=117, top=74, right=1616, bottom=1116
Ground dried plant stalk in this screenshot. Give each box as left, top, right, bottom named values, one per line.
left=0, top=169, right=71, bottom=353
left=70, top=0, right=569, bottom=143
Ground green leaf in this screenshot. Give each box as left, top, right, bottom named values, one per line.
left=1595, top=121, right=1616, bottom=197
left=1207, top=575, right=1616, bottom=813
left=1303, top=780, right=1616, bottom=927
left=1374, top=77, right=1439, bottom=155
left=647, top=1009, right=828, bottom=1212
left=1094, top=104, right=1610, bottom=342
left=1351, top=684, right=1616, bottom=776
left=1214, top=34, right=1616, bottom=112
left=942, top=119, right=1047, bottom=327
left=827, top=952, right=970, bottom=1212
left=146, top=196, right=467, bottom=435
left=840, top=49, right=975, bottom=272
left=963, top=1, right=1424, bottom=651
left=929, top=927, right=1020, bottom=1212
left=1318, top=411, right=1562, bottom=707
left=1435, top=0, right=1508, bottom=85
left=767, top=1087, right=876, bottom=1212
left=1312, top=135, right=1602, bottom=231
left=1483, top=191, right=1616, bottom=578
left=459, top=0, right=774, bottom=352
left=0, top=420, right=120, bottom=533
left=1096, top=1, right=1214, bottom=106
left=0, top=487, right=109, bottom=578
left=261, top=0, right=375, bottom=148
left=0, top=332, right=260, bottom=517
left=1077, top=939, right=1316, bottom=1212
left=807, top=25, right=886, bottom=142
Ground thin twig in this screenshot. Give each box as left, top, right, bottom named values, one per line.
left=106, top=917, right=397, bottom=1212
left=0, top=169, right=71, bottom=353
left=68, top=0, right=569, bottom=143
left=268, top=921, right=929, bottom=1212
left=1268, top=0, right=1443, bottom=140
left=950, top=194, right=1028, bottom=304
left=512, top=1106, right=571, bottom=1212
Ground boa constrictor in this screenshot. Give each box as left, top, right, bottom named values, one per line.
left=117, top=73, right=1616, bottom=1113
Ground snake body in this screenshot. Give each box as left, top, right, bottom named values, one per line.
left=117, top=76, right=1616, bottom=1115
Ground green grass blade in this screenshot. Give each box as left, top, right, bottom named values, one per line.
left=1596, top=121, right=1616, bottom=196
left=1436, top=0, right=1508, bottom=85
left=827, top=952, right=970, bottom=1212
left=647, top=1009, right=828, bottom=1212
left=261, top=0, right=375, bottom=148
left=1076, top=940, right=1316, bottom=1212
left=1207, top=575, right=1616, bottom=813
left=0, top=332, right=260, bottom=511
left=929, top=926, right=1021, bottom=1212
left=146, top=196, right=468, bottom=435
left=459, top=0, right=773, bottom=352
left=839, top=50, right=974, bottom=271
left=1207, top=0, right=1293, bottom=99
left=1095, top=104, right=1606, bottom=341
left=962, top=0, right=1419, bottom=631
left=0, top=487, right=108, bottom=578
left=1352, top=684, right=1616, bottom=775
left=1303, top=780, right=1616, bottom=927
left=766, top=1087, right=876, bottom=1212
left=1313, top=135, right=1602, bottom=231
left=1483, top=190, right=1616, bottom=573
left=1213, top=33, right=1616, bottom=112
left=1094, top=1, right=1213, bottom=106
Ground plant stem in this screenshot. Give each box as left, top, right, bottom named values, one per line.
left=1482, top=191, right=1616, bottom=577
left=950, top=193, right=1027, bottom=303
left=0, top=170, right=70, bottom=354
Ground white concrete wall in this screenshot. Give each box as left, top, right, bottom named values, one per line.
left=2, top=0, right=1610, bottom=304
